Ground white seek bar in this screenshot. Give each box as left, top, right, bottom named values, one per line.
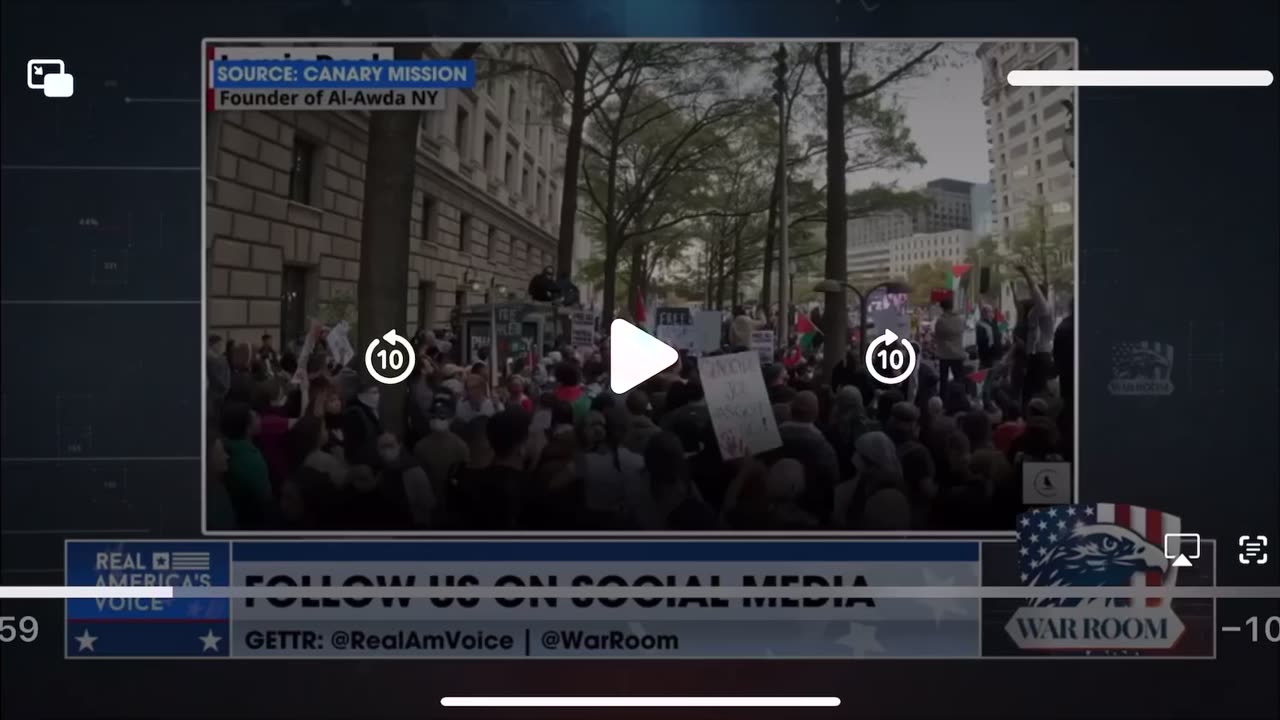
left=440, top=697, right=840, bottom=708
left=1007, top=70, right=1274, bottom=87
left=2, top=586, right=174, bottom=599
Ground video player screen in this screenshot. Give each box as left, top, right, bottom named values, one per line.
left=1, top=1, right=1276, bottom=718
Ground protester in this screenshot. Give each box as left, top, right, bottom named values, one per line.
left=219, top=402, right=274, bottom=529
left=507, top=376, right=534, bottom=413
left=646, top=432, right=720, bottom=530
left=207, top=334, right=231, bottom=407
left=1016, top=265, right=1058, bottom=404
left=220, top=292, right=1070, bottom=533
left=621, top=390, right=661, bottom=453
left=456, top=372, right=498, bottom=421
left=258, top=333, right=280, bottom=372
left=975, top=305, right=1003, bottom=369
left=553, top=363, right=592, bottom=419
left=934, top=296, right=967, bottom=387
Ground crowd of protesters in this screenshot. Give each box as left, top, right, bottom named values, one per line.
left=206, top=265, right=1072, bottom=533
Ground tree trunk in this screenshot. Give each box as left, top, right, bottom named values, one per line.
left=820, top=42, right=849, bottom=382
left=730, top=227, right=743, bottom=310
left=626, top=239, right=644, bottom=315
left=714, top=240, right=727, bottom=310
left=359, top=43, right=479, bottom=432
left=600, top=228, right=621, bottom=322
left=760, top=175, right=780, bottom=309
left=704, top=243, right=715, bottom=307
left=556, top=43, right=593, bottom=282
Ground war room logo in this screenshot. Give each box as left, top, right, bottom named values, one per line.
left=1109, top=341, right=1175, bottom=396
left=1005, top=504, right=1187, bottom=651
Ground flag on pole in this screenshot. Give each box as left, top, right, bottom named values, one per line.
left=795, top=313, right=820, bottom=352
left=950, top=264, right=972, bottom=290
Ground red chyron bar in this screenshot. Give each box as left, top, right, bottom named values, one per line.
left=206, top=45, right=449, bottom=111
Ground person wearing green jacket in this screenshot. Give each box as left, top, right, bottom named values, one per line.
left=220, top=401, right=275, bottom=529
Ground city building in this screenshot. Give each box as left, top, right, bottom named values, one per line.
left=205, top=43, right=569, bottom=346
left=970, top=182, right=993, bottom=236
left=847, top=178, right=980, bottom=287
left=847, top=239, right=892, bottom=288
left=888, top=229, right=977, bottom=279
left=977, top=41, right=1076, bottom=249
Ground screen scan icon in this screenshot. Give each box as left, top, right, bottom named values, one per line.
left=1238, top=535, right=1268, bottom=565
left=1163, top=532, right=1200, bottom=568
left=27, top=58, right=75, bottom=98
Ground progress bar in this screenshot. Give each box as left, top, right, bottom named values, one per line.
left=440, top=697, right=841, bottom=708
left=5, top=585, right=1280, bottom=599
left=1007, top=70, right=1274, bottom=86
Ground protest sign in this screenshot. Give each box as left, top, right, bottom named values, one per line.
left=692, top=310, right=723, bottom=355
left=750, top=330, right=775, bottom=363
left=569, top=311, right=595, bottom=352
left=656, top=324, right=697, bottom=352
left=654, top=307, right=692, bottom=328
left=700, top=351, right=781, bottom=460
left=867, top=290, right=910, bottom=340
left=325, top=321, right=355, bottom=367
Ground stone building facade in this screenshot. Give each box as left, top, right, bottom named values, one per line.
left=205, top=44, right=568, bottom=347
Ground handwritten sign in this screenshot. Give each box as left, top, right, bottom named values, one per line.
left=700, top=351, right=781, bottom=460
left=750, top=330, right=775, bottom=363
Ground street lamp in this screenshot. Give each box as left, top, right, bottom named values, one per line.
left=1060, top=99, right=1075, bottom=169
left=813, top=278, right=911, bottom=358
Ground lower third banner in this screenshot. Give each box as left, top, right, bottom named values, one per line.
left=67, top=540, right=980, bottom=659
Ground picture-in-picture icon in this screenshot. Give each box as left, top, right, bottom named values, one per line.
left=27, top=58, right=75, bottom=98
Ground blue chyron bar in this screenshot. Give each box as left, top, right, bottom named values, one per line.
left=64, top=539, right=1214, bottom=659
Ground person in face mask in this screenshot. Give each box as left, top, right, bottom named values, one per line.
left=413, top=389, right=468, bottom=509
left=341, top=379, right=384, bottom=469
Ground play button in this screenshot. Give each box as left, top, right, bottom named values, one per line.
left=609, top=318, right=678, bottom=394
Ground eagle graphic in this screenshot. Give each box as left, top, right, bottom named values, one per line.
left=1025, top=524, right=1168, bottom=607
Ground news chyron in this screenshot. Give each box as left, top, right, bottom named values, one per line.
left=206, top=44, right=472, bottom=111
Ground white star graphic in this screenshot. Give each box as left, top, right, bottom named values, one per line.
left=1057, top=520, right=1066, bottom=529
left=74, top=629, right=98, bottom=652
left=1065, top=506, right=1076, bottom=516
left=1018, top=546, right=1029, bottom=556
left=1019, top=572, right=1028, bottom=582
left=199, top=629, right=222, bottom=652
left=835, top=623, right=884, bottom=657
left=915, top=568, right=967, bottom=625
left=1028, top=533, right=1039, bottom=544
left=1038, top=521, right=1048, bottom=531
left=1018, top=517, right=1030, bottom=527
left=1047, top=508, right=1058, bottom=518
left=1047, top=533, right=1058, bottom=543
left=1038, top=546, right=1049, bottom=557
left=1085, top=507, right=1095, bottom=517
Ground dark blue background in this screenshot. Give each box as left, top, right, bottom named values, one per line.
left=2, top=0, right=1277, bottom=718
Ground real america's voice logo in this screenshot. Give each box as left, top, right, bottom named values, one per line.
left=1005, top=504, right=1187, bottom=651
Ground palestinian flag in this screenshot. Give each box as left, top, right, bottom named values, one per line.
left=796, top=313, right=821, bottom=352
left=971, top=368, right=989, bottom=398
